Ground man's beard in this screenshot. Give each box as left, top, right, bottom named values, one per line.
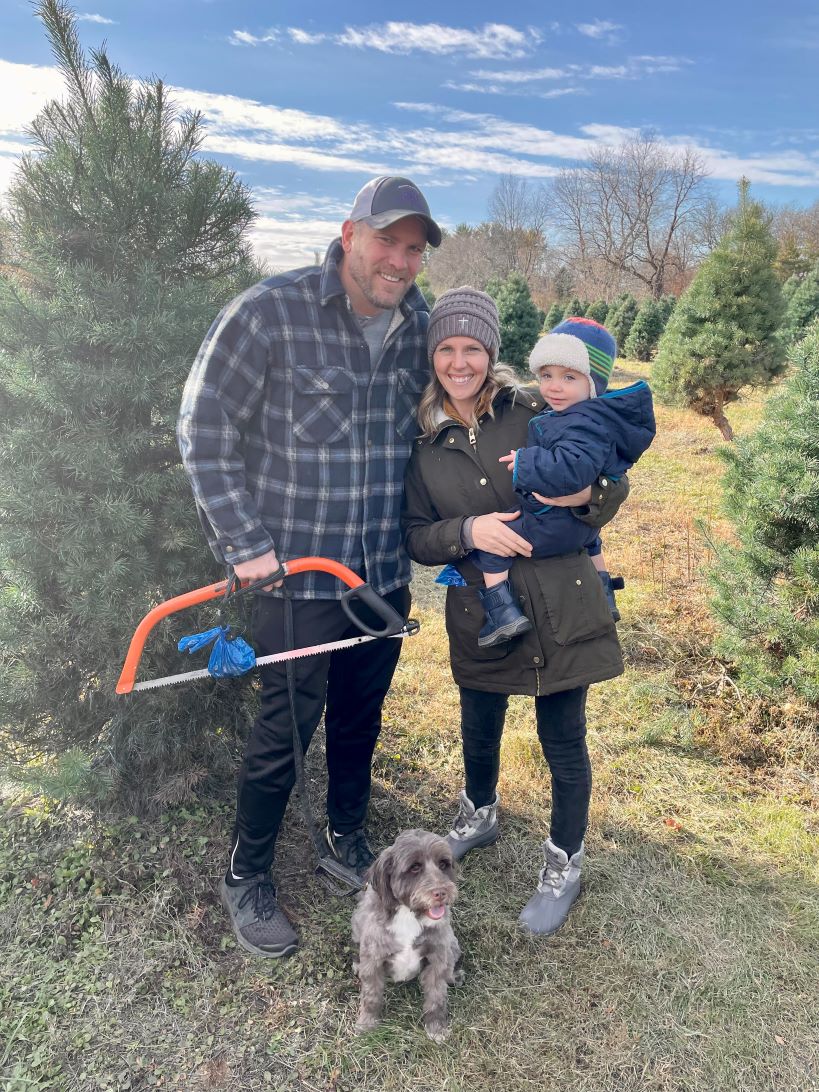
left=346, top=251, right=410, bottom=311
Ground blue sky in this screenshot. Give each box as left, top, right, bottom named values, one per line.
left=2, top=1, right=818, bottom=268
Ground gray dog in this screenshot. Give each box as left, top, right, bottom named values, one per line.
left=351, top=829, right=463, bottom=1042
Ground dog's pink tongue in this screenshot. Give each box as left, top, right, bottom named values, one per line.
left=426, top=904, right=446, bottom=920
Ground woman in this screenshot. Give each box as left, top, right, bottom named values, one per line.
left=402, top=287, right=627, bottom=935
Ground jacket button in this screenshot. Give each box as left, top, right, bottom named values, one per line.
left=576, top=579, right=582, bottom=585
left=601, top=477, right=608, bottom=487
left=225, top=546, right=234, bottom=553
left=533, top=656, right=540, bottom=664
left=531, top=401, right=537, bottom=408
left=448, top=437, right=455, bottom=443
left=450, top=545, right=458, bottom=554
left=479, top=477, right=487, bottom=486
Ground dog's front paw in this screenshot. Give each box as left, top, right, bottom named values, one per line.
left=355, top=1016, right=380, bottom=1035
left=451, top=968, right=466, bottom=987
left=424, top=1019, right=451, bottom=1044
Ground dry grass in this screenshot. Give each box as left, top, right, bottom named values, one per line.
left=2, top=367, right=818, bottom=1091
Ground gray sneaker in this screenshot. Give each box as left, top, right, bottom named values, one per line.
left=219, top=874, right=299, bottom=958
left=518, top=838, right=584, bottom=936
left=445, top=790, right=500, bottom=861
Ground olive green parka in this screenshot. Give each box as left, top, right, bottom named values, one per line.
left=402, top=386, right=626, bottom=696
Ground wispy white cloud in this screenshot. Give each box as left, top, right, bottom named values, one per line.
left=229, top=29, right=278, bottom=46
left=576, top=20, right=623, bottom=42
left=469, top=66, right=569, bottom=84
left=77, top=13, right=116, bottom=24
left=235, top=22, right=538, bottom=59
left=463, top=55, right=692, bottom=95
left=287, top=28, right=328, bottom=45
left=336, top=22, right=535, bottom=58
left=252, top=187, right=349, bottom=218
left=444, top=81, right=583, bottom=100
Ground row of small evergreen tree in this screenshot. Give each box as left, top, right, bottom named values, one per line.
left=544, top=294, right=678, bottom=362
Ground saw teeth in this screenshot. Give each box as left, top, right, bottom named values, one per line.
left=126, top=628, right=417, bottom=692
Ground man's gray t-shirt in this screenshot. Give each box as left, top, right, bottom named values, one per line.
left=355, top=307, right=394, bottom=368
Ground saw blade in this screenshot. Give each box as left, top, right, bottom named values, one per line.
left=130, top=631, right=400, bottom=692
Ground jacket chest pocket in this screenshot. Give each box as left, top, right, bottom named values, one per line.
left=291, top=366, right=354, bottom=445
left=394, top=368, right=428, bottom=441
left=531, top=553, right=614, bottom=646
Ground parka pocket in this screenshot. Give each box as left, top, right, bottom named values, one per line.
left=531, top=552, right=614, bottom=646
left=445, top=585, right=510, bottom=662
left=291, top=366, right=354, bottom=445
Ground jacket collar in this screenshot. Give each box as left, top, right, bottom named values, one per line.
left=319, top=238, right=430, bottom=319
left=428, top=384, right=542, bottom=441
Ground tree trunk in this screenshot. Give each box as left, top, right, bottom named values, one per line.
left=711, top=389, right=735, bottom=441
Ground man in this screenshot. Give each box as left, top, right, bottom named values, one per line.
left=177, top=176, right=442, bottom=958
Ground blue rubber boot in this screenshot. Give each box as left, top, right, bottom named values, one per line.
left=478, top=580, right=533, bottom=648
left=598, top=571, right=625, bottom=622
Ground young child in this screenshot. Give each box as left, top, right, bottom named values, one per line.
left=472, top=317, right=656, bottom=648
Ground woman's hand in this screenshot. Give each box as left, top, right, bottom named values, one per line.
left=499, top=449, right=518, bottom=472
left=470, top=512, right=533, bottom=557
left=531, top=485, right=593, bottom=507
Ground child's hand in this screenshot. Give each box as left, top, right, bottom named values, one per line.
left=499, top=449, right=518, bottom=472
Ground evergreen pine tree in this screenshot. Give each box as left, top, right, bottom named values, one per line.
left=624, top=298, right=665, bottom=361
left=707, top=321, right=819, bottom=702
left=495, top=273, right=542, bottom=370
left=564, top=296, right=585, bottom=320
left=0, top=1, right=257, bottom=804
left=585, top=299, right=609, bottom=324
left=658, top=294, right=677, bottom=325
left=607, top=294, right=639, bottom=350
left=779, top=260, right=819, bottom=346
left=781, top=272, right=802, bottom=306
left=543, top=302, right=565, bottom=331
left=653, top=180, right=785, bottom=440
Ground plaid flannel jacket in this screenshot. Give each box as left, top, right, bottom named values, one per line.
left=177, top=240, right=431, bottom=598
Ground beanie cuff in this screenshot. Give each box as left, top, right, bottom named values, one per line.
left=528, top=333, right=596, bottom=398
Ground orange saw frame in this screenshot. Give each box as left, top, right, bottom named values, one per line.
left=116, top=556, right=376, bottom=695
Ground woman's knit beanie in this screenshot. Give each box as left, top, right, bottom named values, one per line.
left=529, top=316, right=616, bottom=398
left=427, top=286, right=501, bottom=364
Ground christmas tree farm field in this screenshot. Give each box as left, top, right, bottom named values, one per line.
left=2, top=365, right=818, bottom=1091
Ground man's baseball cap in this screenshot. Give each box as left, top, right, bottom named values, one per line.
left=349, top=176, right=442, bottom=248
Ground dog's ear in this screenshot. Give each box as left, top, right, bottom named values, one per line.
left=369, top=848, right=398, bottom=914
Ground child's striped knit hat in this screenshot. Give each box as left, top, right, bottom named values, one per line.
left=528, top=317, right=616, bottom=398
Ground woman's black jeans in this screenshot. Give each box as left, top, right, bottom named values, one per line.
left=459, top=685, right=591, bottom=857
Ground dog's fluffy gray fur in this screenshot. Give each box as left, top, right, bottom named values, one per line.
left=351, top=829, right=463, bottom=1042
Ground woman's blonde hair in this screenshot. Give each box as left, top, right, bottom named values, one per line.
left=416, top=359, right=526, bottom=437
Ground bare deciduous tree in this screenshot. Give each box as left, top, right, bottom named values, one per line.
left=487, top=174, right=550, bottom=281
left=550, top=133, right=711, bottom=299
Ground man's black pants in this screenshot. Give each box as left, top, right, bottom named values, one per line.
left=229, top=585, right=411, bottom=879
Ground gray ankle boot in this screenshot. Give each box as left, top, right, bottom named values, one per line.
left=518, top=838, right=584, bottom=935
left=445, top=790, right=500, bottom=861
